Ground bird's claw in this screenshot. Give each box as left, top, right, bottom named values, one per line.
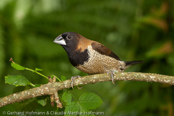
left=107, top=69, right=117, bottom=85
left=71, top=75, right=81, bottom=88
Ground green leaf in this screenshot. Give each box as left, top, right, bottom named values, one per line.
left=61, top=76, right=66, bottom=81
left=5, top=75, right=31, bottom=87
left=62, top=91, right=72, bottom=105
left=37, top=98, right=47, bottom=106
left=64, top=102, right=80, bottom=116
left=11, top=62, right=25, bottom=70
left=65, top=102, right=95, bottom=116
left=79, top=107, right=95, bottom=116
left=64, top=92, right=102, bottom=116
left=35, top=68, right=43, bottom=71
left=79, top=93, right=103, bottom=110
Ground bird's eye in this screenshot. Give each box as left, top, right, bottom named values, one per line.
left=67, top=35, right=72, bottom=40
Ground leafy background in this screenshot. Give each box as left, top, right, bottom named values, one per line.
left=0, top=0, right=174, bottom=115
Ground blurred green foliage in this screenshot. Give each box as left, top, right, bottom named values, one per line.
left=0, top=0, right=174, bottom=115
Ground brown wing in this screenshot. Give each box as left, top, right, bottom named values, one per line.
left=91, top=42, right=120, bottom=60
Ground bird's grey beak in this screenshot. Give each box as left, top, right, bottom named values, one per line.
left=53, top=36, right=66, bottom=45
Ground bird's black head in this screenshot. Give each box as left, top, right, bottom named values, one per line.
left=54, top=32, right=80, bottom=50
left=54, top=32, right=90, bottom=66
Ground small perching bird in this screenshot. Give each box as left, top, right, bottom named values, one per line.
left=54, top=32, right=142, bottom=85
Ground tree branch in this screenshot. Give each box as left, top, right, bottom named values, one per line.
left=0, top=72, right=174, bottom=107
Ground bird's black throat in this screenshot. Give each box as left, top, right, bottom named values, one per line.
left=62, top=45, right=89, bottom=66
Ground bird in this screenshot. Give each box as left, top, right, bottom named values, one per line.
left=54, top=32, right=142, bottom=86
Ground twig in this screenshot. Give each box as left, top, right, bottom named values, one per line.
left=0, top=72, right=174, bottom=107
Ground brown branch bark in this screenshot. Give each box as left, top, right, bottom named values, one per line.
left=0, top=72, right=174, bottom=107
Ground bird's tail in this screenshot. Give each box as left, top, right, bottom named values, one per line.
left=125, top=60, right=143, bottom=68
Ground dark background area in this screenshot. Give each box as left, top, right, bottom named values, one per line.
left=0, top=0, right=174, bottom=115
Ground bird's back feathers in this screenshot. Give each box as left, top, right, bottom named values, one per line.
left=91, top=42, right=120, bottom=60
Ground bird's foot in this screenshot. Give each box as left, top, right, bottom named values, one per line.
left=71, top=75, right=81, bottom=88
left=107, top=69, right=117, bottom=85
